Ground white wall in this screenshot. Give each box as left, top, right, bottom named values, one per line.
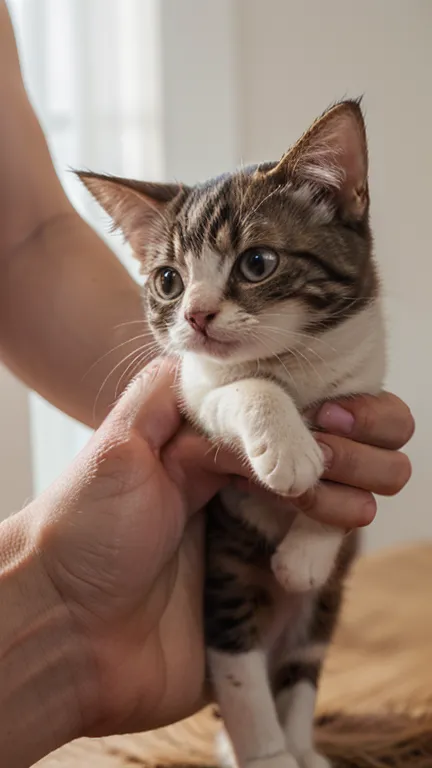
left=236, top=0, right=432, bottom=551
left=0, top=367, right=32, bottom=519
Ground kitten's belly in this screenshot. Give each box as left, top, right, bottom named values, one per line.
left=220, top=485, right=309, bottom=654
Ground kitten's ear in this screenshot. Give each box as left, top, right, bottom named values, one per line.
left=270, top=100, right=369, bottom=221
left=76, top=171, right=183, bottom=257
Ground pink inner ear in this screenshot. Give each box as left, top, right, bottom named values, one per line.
left=283, top=104, right=369, bottom=220
left=334, top=112, right=368, bottom=195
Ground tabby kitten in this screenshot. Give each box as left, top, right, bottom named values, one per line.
left=78, top=100, right=385, bottom=768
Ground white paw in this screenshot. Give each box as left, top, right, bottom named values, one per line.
left=246, top=428, right=324, bottom=498
left=216, top=729, right=238, bottom=768
left=271, top=523, right=342, bottom=592
left=297, top=749, right=332, bottom=768
left=245, top=752, right=299, bottom=768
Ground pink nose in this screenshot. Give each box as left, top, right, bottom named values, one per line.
left=185, top=310, right=218, bottom=334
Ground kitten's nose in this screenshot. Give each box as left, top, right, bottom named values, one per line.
left=185, top=310, right=218, bottom=334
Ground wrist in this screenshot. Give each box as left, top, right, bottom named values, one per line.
left=0, top=509, right=94, bottom=767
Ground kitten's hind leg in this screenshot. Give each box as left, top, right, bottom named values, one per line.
left=209, top=649, right=298, bottom=768
left=275, top=655, right=330, bottom=768
left=206, top=499, right=298, bottom=768
left=273, top=567, right=353, bottom=768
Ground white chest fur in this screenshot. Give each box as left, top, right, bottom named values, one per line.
left=181, top=301, right=386, bottom=416
left=180, top=301, right=385, bottom=593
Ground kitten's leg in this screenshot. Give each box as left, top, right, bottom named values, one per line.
left=206, top=498, right=298, bottom=768
left=275, top=652, right=330, bottom=768
left=199, top=379, right=324, bottom=498
left=209, top=649, right=298, bottom=768
left=199, top=380, right=340, bottom=592
left=273, top=546, right=356, bottom=768
left=271, top=515, right=344, bottom=593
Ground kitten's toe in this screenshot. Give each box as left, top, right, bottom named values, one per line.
left=272, top=547, right=329, bottom=592
left=271, top=524, right=341, bottom=592
left=297, top=749, right=332, bottom=768
left=249, top=433, right=324, bottom=498
left=245, top=752, right=299, bottom=768
left=286, top=439, right=325, bottom=498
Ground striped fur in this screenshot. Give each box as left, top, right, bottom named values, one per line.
left=78, top=100, right=385, bottom=768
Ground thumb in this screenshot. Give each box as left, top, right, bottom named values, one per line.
left=101, top=357, right=181, bottom=451
left=39, top=357, right=182, bottom=513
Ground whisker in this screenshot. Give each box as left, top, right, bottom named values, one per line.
left=114, top=341, right=161, bottom=398
left=249, top=330, right=298, bottom=392
left=257, top=323, right=337, bottom=355
left=92, top=342, right=160, bottom=422
left=82, top=332, right=155, bottom=381
left=113, top=319, right=148, bottom=330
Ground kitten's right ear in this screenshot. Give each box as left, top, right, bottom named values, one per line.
left=76, top=171, right=183, bottom=257
left=267, top=100, right=369, bottom=223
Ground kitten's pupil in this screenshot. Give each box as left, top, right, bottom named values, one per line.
left=249, top=253, right=266, bottom=276
left=156, top=267, right=183, bottom=299
left=239, top=248, right=279, bottom=283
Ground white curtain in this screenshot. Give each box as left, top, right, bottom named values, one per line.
left=7, top=0, right=162, bottom=493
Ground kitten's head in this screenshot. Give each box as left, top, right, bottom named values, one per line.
left=78, top=99, right=376, bottom=365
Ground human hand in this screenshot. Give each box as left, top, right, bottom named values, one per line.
left=34, top=369, right=412, bottom=735
left=1, top=357, right=239, bottom=767
left=299, top=392, right=414, bottom=525
left=234, top=391, right=413, bottom=527
left=26, top=359, right=250, bottom=738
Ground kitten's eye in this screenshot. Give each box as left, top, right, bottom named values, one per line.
left=155, top=267, right=184, bottom=300
left=238, top=248, right=279, bottom=283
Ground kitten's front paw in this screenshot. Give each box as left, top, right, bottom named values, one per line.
left=247, top=428, right=324, bottom=497
left=245, top=752, right=299, bottom=768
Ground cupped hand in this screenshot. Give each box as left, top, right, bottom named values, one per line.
left=32, top=359, right=239, bottom=736
left=27, top=358, right=413, bottom=739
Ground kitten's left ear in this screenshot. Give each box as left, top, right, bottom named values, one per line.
left=270, top=100, right=369, bottom=222
left=76, top=171, right=183, bottom=257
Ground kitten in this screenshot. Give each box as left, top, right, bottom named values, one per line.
left=78, top=100, right=385, bottom=768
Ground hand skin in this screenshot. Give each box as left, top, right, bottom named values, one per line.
left=0, top=359, right=413, bottom=768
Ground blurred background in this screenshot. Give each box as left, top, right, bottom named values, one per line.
left=1, top=0, right=430, bottom=553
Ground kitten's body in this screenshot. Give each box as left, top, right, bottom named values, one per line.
left=79, top=100, right=385, bottom=768
left=185, top=300, right=383, bottom=768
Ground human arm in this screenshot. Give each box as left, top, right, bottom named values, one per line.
left=0, top=0, right=146, bottom=427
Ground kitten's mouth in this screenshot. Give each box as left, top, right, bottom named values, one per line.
left=185, top=332, right=239, bottom=358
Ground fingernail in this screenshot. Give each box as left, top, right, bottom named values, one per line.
left=316, top=404, right=355, bottom=434
left=318, top=442, right=333, bottom=468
